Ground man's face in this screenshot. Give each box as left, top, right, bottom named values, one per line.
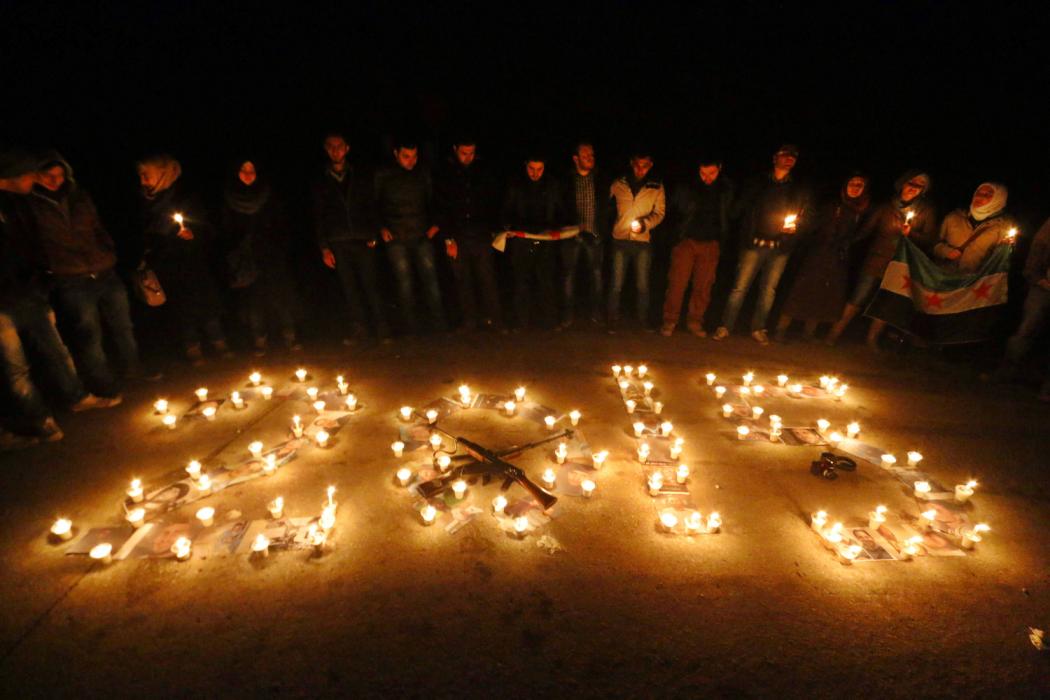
left=900, top=180, right=925, bottom=202
left=971, top=184, right=996, bottom=209
left=138, top=164, right=164, bottom=193
left=631, top=157, right=653, bottom=180
left=324, top=137, right=349, bottom=165
left=773, top=152, right=797, bottom=171
left=0, top=173, right=37, bottom=194
left=526, top=161, right=545, bottom=182
left=39, top=165, right=66, bottom=192
left=845, top=177, right=866, bottom=198
left=573, top=145, right=596, bottom=173
left=454, top=144, right=476, bottom=167
left=698, top=164, right=721, bottom=185
left=238, top=161, right=257, bottom=186
left=395, top=147, right=418, bottom=171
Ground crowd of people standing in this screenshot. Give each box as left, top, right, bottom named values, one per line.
left=2, top=135, right=1048, bottom=448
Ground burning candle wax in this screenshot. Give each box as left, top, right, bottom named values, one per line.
left=90, top=543, right=113, bottom=564
left=881, top=454, right=897, bottom=468
left=400, top=406, right=413, bottom=421
left=251, top=534, right=270, bottom=557
left=742, top=372, right=754, bottom=386
left=637, top=364, right=648, bottom=378
left=642, top=381, right=654, bottom=396
left=426, top=409, right=438, bottom=424
left=315, top=430, right=330, bottom=447
left=492, top=494, right=508, bottom=514
left=230, top=391, right=244, bottom=409
left=51, top=518, right=74, bottom=540
left=163, top=414, right=177, bottom=429
left=126, top=507, right=145, bottom=528
left=396, top=467, right=412, bottom=486
left=648, top=471, right=663, bottom=495
left=721, top=403, right=733, bottom=418
left=344, top=393, right=357, bottom=410
left=421, top=505, right=437, bottom=525
left=625, top=399, right=636, bottom=414
left=391, top=441, right=405, bottom=457
left=503, top=400, right=516, bottom=416
left=195, top=387, right=208, bottom=402
left=676, top=464, right=689, bottom=484
left=127, top=479, right=144, bottom=503
left=659, top=510, right=678, bottom=532
left=514, top=516, right=529, bottom=537
left=592, top=450, right=608, bottom=468
left=202, top=406, right=217, bottom=420
left=452, top=480, right=467, bottom=499
left=514, top=386, right=526, bottom=402
left=544, top=415, right=556, bottom=430
left=542, top=468, right=556, bottom=488
left=153, top=398, right=168, bottom=414
left=816, top=419, right=830, bottom=434
left=436, top=454, right=451, bottom=471
left=295, top=368, right=307, bottom=382
left=736, top=425, right=750, bottom=440
left=306, top=387, right=319, bottom=401
left=623, top=365, right=634, bottom=377
left=751, top=407, right=763, bottom=420
left=172, top=537, right=191, bottom=561
left=633, top=421, right=645, bottom=437
left=249, top=371, right=262, bottom=386
left=955, top=480, right=978, bottom=503
left=261, top=386, right=273, bottom=400
left=312, top=400, right=326, bottom=414
left=569, top=410, right=581, bottom=426
left=705, top=372, right=716, bottom=386
left=268, top=497, right=284, bottom=519
left=263, top=454, right=276, bottom=475
left=907, top=451, right=923, bottom=467
left=581, top=479, right=596, bottom=498
left=248, top=441, right=264, bottom=459
left=429, top=433, right=442, bottom=451
left=777, top=374, right=789, bottom=387
left=196, top=507, right=215, bottom=527
left=714, top=386, right=727, bottom=399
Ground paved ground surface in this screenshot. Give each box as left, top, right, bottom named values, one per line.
left=1, top=328, right=1048, bottom=698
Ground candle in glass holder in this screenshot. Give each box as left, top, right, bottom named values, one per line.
left=542, top=468, right=556, bottom=489
left=195, top=387, right=208, bottom=402
left=753, top=385, right=765, bottom=397
left=492, top=494, right=508, bottom=514
left=721, top=403, right=734, bottom=418
left=336, top=376, right=349, bottom=395
left=196, top=474, right=212, bottom=493
left=555, top=443, right=568, bottom=464
left=51, top=518, right=74, bottom=541
left=736, top=425, right=750, bottom=440
left=669, top=442, right=682, bottom=460
left=452, top=479, right=467, bottom=500
left=249, top=371, right=262, bottom=386
left=315, top=430, right=330, bottom=447
left=248, top=441, right=264, bottom=459
left=685, top=510, right=703, bottom=534
left=268, top=497, right=284, bottom=519
left=642, top=381, right=654, bottom=396
left=739, top=387, right=751, bottom=397
left=869, top=505, right=888, bottom=530
left=295, top=368, right=307, bottom=382
left=625, top=399, right=637, bottom=414
left=436, top=454, right=451, bottom=471
left=458, top=384, right=471, bottom=406
left=544, top=415, right=556, bottom=431
left=676, top=464, right=690, bottom=484
left=900, top=535, right=923, bottom=560
left=623, top=365, right=634, bottom=378
left=306, top=387, right=319, bottom=401
left=705, top=372, right=716, bottom=386
left=163, top=414, right=177, bottom=429
left=637, top=443, right=650, bottom=463
left=320, top=506, right=336, bottom=533
left=706, top=512, right=722, bottom=534
left=788, top=383, right=803, bottom=396
left=126, top=507, right=145, bottom=529
left=960, top=523, right=990, bottom=550
left=399, top=406, right=413, bottom=421
left=846, top=422, right=860, bottom=439
left=196, top=507, right=215, bottom=527
left=659, top=421, right=673, bottom=437
left=127, top=478, right=144, bottom=503
left=514, top=516, right=529, bottom=538
left=828, top=431, right=843, bottom=447
left=592, top=450, right=608, bottom=468
left=581, top=479, right=596, bottom=498
left=202, top=406, right=216, bottom=420
left=914, top=480, right=931, bottom=499
left=611, top=365, right=622, bottom=378
left=569, top=410, right=581, bottom=426
left=171, top=537, right=192, bottom=561
left=153, top=398, right=169, bottom=414
left=425, top=409, right=439, bottom=425
left=503, top=400, right=516, bottom=416
left=90, top=542, right=113, bottom=564
left=714, top=386, right=727, bottom=399
left=637, top=364, right=648, bottom=378
left=955, top=479, right=977, bottom=503
left=514, top=386, right=526, bottom=402
left=907, top=451, right=923, bottom=467
left=819, top=375, right=831, bottom=389
left=919, top=508, right=937, bottom=530
left=396, top=467, right=412, bottom=486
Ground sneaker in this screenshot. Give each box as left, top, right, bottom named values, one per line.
left=687, top=326, right=707, bottom=338
left=751, top=329, right=770, bottom=345
left=1, top=429, right=39, bottom=451
left=37, top=417, right=64, bottom=442
left=659, top=323, right=675, bottom=337
left=712, top=326, right=729, bottom=341
left=72, top=393, right=123, bottom=412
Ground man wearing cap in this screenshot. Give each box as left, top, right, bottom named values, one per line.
left=714, top=144, right=811, bottom=345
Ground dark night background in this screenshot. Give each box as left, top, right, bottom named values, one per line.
left=3, top=0, right=1048, bottom=345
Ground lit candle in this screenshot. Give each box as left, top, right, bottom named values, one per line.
left=263, top=454, right=276, bottom=475
left=618, top=379, right=630, bottom=392
left=197, top=474, right=211, bottom=492
left=816, top=419, right=830, bottom=434
left=452, top=479, right=467, bottom=500
left=513, top=516, right=529, bottom=538
left=1005, top=227, right=1018, bottom=242
left=581, top=479, right=596, bottom=498
left=919, top=508, right=937, bottom=530
left=592, top=450, right=608, bottom=468
left=320, top=506, right=336, bottom=533
left=705, top=372, right=716, bottom=386
left=907, top=451, right=923, bottom=467
left=153, top=398, right=169, bottom=414
left=881, top=454, right=897, bottom=468
left=126, top=507, right=145, bottom=529
left=171, top=537, right=192, bottom=561
left=51, top=518, right=74, bottom=541
left=555, top=442, right=568, bottom=464
left=955, top=479, right=977, bottom=504
left=503, top=400, right=516, bottom=416
left=659, top=421, right=673, bottom=437
left=810, top=510, right=828, bottom=532
left=706, top=512, right=722, bottom=534
left=828, top=431, right=843, bottom=447
left=512, top=386, right=526, bottom=403
left=714, top=386, right=727, bottom=399
left=163, top=414, right=177, bottom=429
left=194, top=387, right=209, bottom=403
left=396, top=467, right=412, bottom=486
left=89, top=542, right=113, bottom=564
left=669, top=443, right=682, bottom=460
left=839, top=543, right=862, bottom=565
left=248, top=441, right=264, bottom=459
left=642, top=380, right=654, bottom=396
left=326, top=486, right=336, bottom=508
left=742, top=372, right=754, bottom=386
left=127, top=478, right=144, bottom=503
left=202, top=405, right=216, bottom=420
left=196, top=506, right=215, bottom=527
left=230, top=391, right=244, bottom=409
left=492, top=494, right=508, bottom=514
left=261, top=386, right=273, bottom=400
left=788, top=383, right=803, bottom=395
left=835, top=384, right=848, bottom=400
left=869, top=505, right=888, bottom=530
left=960, top=523, right=990, bottom=550
left=625, top=399, right=637, bottom=414
left=751, top=407, right=764, bottom=420
left=291, top=415, right=303, bottom=438
left=186, top=460, right=202, bottom=479
left=685, top=510, right=703, bottom=533
left=249, top=371, right=262, bottom=386
left=251, top=534, right=270, bottom=558
left=825, top=523, right=844, bottom=548
left=611, top=365, right=622, bottom=378
left=544, top=415, right=556, bottom=431
left=637, top=443, right=650, bottom=463
left=400, top=406, right=413, bottom=421
left=633, top=421, right=645, bottom=437
left=914, top=480, right=931, bottom=498
left=268, top=497, right=284, bottom=519
left=659, top=510, right=678, bottom=532
left=777, top=374, right=789, bottom=387
left=736, top=425, right=750, bottom=440
left=769, top=414, right=782, bottom=427
left=458, top=384, right=471, bottom=406
left=819, top=375, right=831, bottom=389
left=904, top=210, right=915, bottom=226
left=783, top=213, right=797, bottom=231
left=306, top=387, right=319, bottom=401
left=315, top=430, right=330, bottom=447
left=753, top=385, right=765, bottom=397
left=426, top=409, right=439, bottom=424
left=630, top=218, right=642, bottom=233
left=436, top=454, right=451, bottom=471
left=739, top=387, right=751, bottom=397
left=676, top=464, right=689, bottom=484
left=542, top=468, right=556, bottom=489
left=569, top=409, right=581, bottom=426
left=308, top=525, right=327, bottom=554
left=826, top=377, right=839, bottom=391
left=429, top=433, right=442, bottom=451
left=653, top=401, right=663, bottom=415
left=846, top=422, right=860, bottom=439
left=721, top=403, right=733, bottom=418
left=637, top=364, right=648, bottom=378
left=295, top=368, right=307, bottom=382
left=648, top=470, right=663, bottom=495
left=312, top=400, right=326, bottom=414
left=900, top=535, right=923, bottom=560
left=391, top=441, right=405, bottom=457
left=173, top=212, right=185, bottom=230
left=623, top=365, right=634, bottom=377
left=344, top=393, right=357, bottom=411
left=336, top=376, right=348, bottom=395
left=421, top=505, right=437, bottom=526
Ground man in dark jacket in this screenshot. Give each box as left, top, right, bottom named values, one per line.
left=314, top=132, right=390, bottom=341
left=660, top=157, right=735, bottom=337
left=714, top=144, right=811, bottom=345
left=434, top=138, right=502, bottom=331
left=501, top=155, right=565, bottom=329
left=374, top=139, right=446, bottom=334
left=559, top=141, right=611, bottom=329
left=1, top=151, right=118, bottom=445
left=29, top=152, right=138, bottom=397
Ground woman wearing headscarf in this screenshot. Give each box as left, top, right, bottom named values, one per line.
left=825, top=170, right=937, bottom=349
left=137, top=154, right=229, bottom=363
left=934, top=182, right=1017, bottom=272
left=221, top=158, right=299, bottom=355
left=774, top=172, right=871, bottom=342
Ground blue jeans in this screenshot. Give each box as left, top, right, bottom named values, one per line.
left=721, top=247, right=790, bottom=332
left=0, top=293, right=86, bottom=428
left=385, top=238, right=446, bottom=333
left=1004, top=285, right=1050, bottom=370
left=561, top=236, right=604, bottom=323
left=52, top=269, right=138, bottom=396
left=608, top=240, right=651, bottom=323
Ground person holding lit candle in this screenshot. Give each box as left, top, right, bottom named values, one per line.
left=934, top=182, right=1017, bottom=273
left=713, top=145, right=809, bottom=345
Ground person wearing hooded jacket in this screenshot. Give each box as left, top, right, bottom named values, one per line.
left=933, top=182, right=1017, bottom=272
left=28, top=152, right=140, bottom=397
left=221, top=158, right=299, bottom=355
left=826, top=170, right=937, bottom=349
left=136, top=154, right=229, bottom=363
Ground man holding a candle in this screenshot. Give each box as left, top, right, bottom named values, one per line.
left=608, top=148, right=666, bottom=332
left=713, top=144, right=810, bottom=345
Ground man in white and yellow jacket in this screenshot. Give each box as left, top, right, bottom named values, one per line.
left=607, top=150, right=665, bottom=330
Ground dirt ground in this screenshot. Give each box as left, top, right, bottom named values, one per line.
left=1, top=328, right=1048, bottom=698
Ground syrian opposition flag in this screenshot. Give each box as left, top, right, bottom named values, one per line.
left=865, top=237, right=1012, bottom=344
left=491, top=226, right=581, bottom=253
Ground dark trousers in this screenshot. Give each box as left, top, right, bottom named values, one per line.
left=386, top=238, right=446, bottom=333
left=52, top=269, right=138, bottom=396
left=152, top=255, right=225, bottom=349
left=235, top=275, right=297, bottom=344
left=509, top=238, right=557, bottom=328
left=1003, top=285, right=1050, bottom=390
left=450, top=244, right=501, bottom=327
left=561, top=236, right=604, bottom=323
left=662, top=239, right=720, bottom=330
left=608, top=240, right=652, bottom=323
left=0, top=293, right=86, bottom=428
left=330, top=240, right=389, bottom=336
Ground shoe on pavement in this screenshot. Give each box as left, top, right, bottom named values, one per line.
left=659, top=323, right=675, bottom=337
left=72, top=393, right=123, bottom=412
left=37, top=417, right=64, bottom=442
left=751, top=329, right=770, bottom=345
left=712, top=326, right=729, bottom=341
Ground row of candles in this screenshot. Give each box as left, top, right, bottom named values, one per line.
left=704, top=371, right=849, bottom=401
left=811, top=507, right=990, bottom=563
left=394, top=385, right=582, bottom=428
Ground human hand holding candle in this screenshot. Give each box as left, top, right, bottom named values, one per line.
left=1004, top=227, right=1018, bottom=244
left=902, top=210, right=915, bottom=234
left=782, top=213, right=798, bottom=233
left=173, top=213, right=193, bottom=239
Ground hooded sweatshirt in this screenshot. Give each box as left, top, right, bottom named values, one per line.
left=854, top=170, right=937, bottom=277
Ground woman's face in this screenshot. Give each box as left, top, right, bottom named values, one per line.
left=138, top=164, right=164, bottom=192
left=845, top=177, right=866, bottom=198
left=900, top=180, right=924, bottom=202
left=971, top=184, right=996, bottom=209
left=238, top=161, right=257, bottom=186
